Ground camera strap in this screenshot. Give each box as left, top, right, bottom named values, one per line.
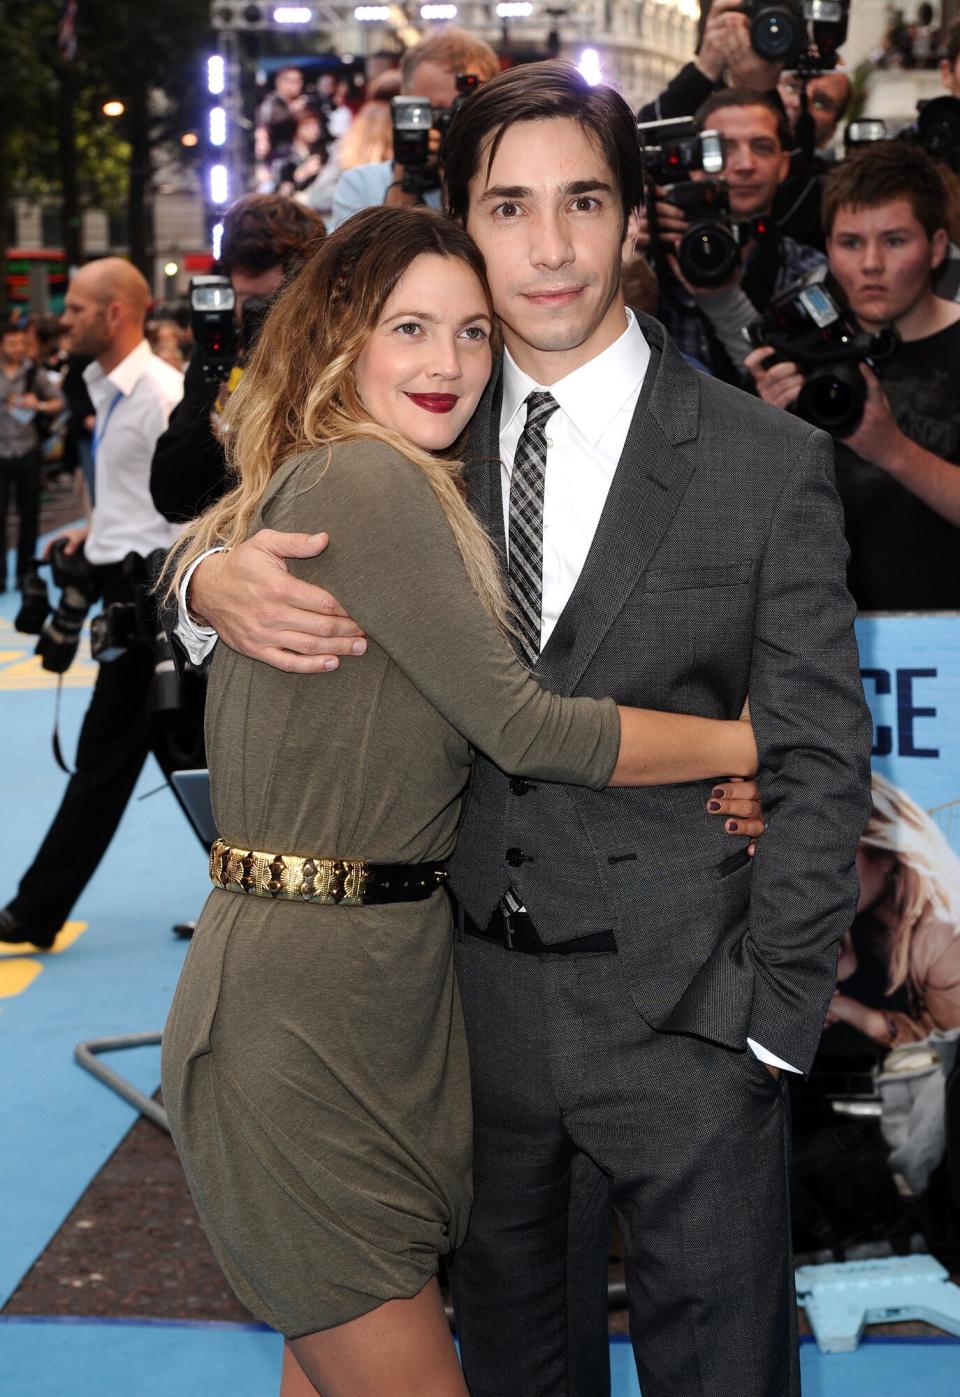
left=51, top=676, right=76, bottom=777
left=90, top=389, right=123, bottom=505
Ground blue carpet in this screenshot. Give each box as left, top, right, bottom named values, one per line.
left=0, top=577, right=211, bottom=1307
left=0, top=1324, right=957, bottom=1397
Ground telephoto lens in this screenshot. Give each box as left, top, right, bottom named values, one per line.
left=36, top=541, right=100, bottom=674
left=796, top=364, right=867, bottom=437
left=14, top=561, right=52, bottom=635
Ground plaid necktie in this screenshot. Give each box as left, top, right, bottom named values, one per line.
left=508, top=390, right=560, bottom=665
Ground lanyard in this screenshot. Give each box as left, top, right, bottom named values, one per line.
left=90, top=389, right=123, bottom=506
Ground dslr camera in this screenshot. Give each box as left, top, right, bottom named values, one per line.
left=638, top=117, right=745, bottom=289
left=739, top=0, right=848, bottom=69
left=189, top=275, right=273, bottom=386
left=391, top=73, right=480, bottom=195
left=15, top=541, right=101, bottom=674
left=846, top=96, right=960, bottom=173
left=745, top=273, right=898, bottom=436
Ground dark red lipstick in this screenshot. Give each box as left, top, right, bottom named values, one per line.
left=405, top=393, right=459, bottom=414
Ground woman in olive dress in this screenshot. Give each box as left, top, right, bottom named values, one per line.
left=161, top=206, right=760, bottom=1397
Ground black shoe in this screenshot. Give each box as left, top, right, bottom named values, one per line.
left=0, top=907, right=57, bottom=950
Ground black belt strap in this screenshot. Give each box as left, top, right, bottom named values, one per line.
left=463, top=908, right=616, bottom=956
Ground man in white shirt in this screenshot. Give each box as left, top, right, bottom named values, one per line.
left=174, top=65, right=871, bottom=1397
left=0, top=258, right=184, bottom=951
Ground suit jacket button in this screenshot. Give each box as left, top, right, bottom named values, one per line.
left=510, top=777, right=532, bottom=796
left=505, top=847, right=526, bottom=867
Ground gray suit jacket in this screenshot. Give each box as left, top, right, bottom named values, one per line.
left=448, top=313, right=873, bottom=1075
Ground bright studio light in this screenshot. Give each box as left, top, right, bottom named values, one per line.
left=207, top=55, right=226, bottom=96
left=212, top=222, right=225, bottom=260
left=209, top=107, right=227, bottom=147
left=578, top=48, right=603, bottom=86
left=354, top=5, right=390, bottom=17
left=164, top=262, right=179, bottom=277
left=273, top=6, right=312, bottom=21
left=496, top=2, right=533, bottom=15
left=102, top=100, right=125, bottom=117
left=420, top=3, right=457, bottom=16
left=209, top=164, right=230, bottom=205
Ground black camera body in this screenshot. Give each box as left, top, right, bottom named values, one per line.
left=846, top=96, right=960, bottom=173
left=740, top=0, right=848, bottom=69
left=638, top=118, right=744, bottom=289
left=746, top=274, right=899, bottom=436
left=15, top=541, right=101, bottom=674
left=391, top=73, right=480, bottom=195
left=189, top=276, right=273, bottom=386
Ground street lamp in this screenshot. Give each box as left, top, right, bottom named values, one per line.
left=102, top=100, right=125, bottom=117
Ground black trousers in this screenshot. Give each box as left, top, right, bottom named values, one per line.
left=0, top=449, right=41, bottom=587
left=449, top=932, right=798, bottom=1397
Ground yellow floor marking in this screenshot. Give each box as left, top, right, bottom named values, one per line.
left=0, top=959, right=44, bottom=997
left=0, top=921, right=88, bottom=958
left=0, top=617, right=95, bottom=690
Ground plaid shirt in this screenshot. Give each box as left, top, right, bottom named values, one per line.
left=657, top=236, right=827, bottom=379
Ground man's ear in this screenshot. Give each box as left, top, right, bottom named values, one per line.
left=930, top=226, right=950, bottom=271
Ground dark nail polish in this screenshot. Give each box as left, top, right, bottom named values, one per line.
left=712, top=787, right=725, bottom=797
left=727, top=820, right=739, bottom=832
left=708, top=801, right=721, bottom=811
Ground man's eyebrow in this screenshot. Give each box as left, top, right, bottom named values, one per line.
left=478, top=179, right=615, bottom=203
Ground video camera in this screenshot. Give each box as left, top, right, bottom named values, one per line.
left=846, top=96, right=960, bottom=173
left=637, top=117, right=775, bottom=290
left=189, top=275, right=274, bottom=386
left=740, top=0, right=848, bottom=71
left=745, top=273, right=899, bottom=436
left=15, top=542, right=100, bottom=674
left=391, top=73, right=480, bottom=196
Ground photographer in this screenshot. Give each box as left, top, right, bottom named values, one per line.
left=328, top=29, right=499, bottom=230
left=746, top=143, right=960, bottom=610
left=1, top=321, right=64, bottom=593
left=150, top=195, right=326, bottom=525
left=644, top=88, right=825, bottom=381
left=941, top=18, right=960, bottom=98
left=0, top=259, right=185, bottom=951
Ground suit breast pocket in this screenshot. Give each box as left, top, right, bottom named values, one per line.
left=642, top=560, right=757, bottom=594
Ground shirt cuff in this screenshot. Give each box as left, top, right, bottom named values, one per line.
left=174, top=546, right=223, bottom=667
left=747, top=1038, right=801, bottom=1074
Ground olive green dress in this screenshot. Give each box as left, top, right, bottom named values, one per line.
left=161, top=439, right=619, bottom=1339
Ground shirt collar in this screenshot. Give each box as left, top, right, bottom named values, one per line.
left=501, top=307, right=649, bottom=448
left=84, top=339, right=152, bottom=398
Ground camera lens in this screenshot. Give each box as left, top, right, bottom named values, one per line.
left=751, top=6, right=801, bottom=61
left=797, top=364, right=866, bottom=437
left=679, top=223, right=741, bottom=289
left=916, top=97, right=960, bottom=160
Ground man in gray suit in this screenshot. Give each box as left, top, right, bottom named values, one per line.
left=177, top=63, right=872, bottom=1397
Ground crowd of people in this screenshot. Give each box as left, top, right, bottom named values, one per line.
left=2, top=13, right=960, bottom=1397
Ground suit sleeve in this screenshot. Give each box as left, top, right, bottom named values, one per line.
left=265, top=441, right=621, bottom=790
left=745, top=426, right=873, bottom=1073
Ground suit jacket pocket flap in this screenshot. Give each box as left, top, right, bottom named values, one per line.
left=644, top=561, right=756, bottom=593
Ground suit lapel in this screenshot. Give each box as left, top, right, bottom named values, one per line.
left=463, top=359, right=506, bottom=558
left=537, top=325, right=702, bottom=696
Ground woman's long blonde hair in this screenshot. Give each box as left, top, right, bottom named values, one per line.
left=164, top=205, right=510, bottom=629
left=861, top=771, right=960, bottom=993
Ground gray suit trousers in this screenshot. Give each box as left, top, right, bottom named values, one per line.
left=449, top=931, right=799, bottom=1397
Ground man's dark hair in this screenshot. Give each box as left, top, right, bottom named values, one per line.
left=219, top=194, right=327, bottom=278
left=944, top=17, right=960, bottom=68
left=441, top=60, right=644, bottom=231
left=821, top=142, right=947, bottom=240
left=695, top=87, right=790, bottom=150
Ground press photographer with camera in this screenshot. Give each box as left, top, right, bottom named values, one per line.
left=0, top=259, right=186, bottom=951
left=149, top=195, right=326, bottom=526
left=641, top=88, right=825, bottom=380
left=328, top=29, right=499, bottom=229
left=1, top=321, right=64, bottom=594
left=746, top=143, right=960, bottom=610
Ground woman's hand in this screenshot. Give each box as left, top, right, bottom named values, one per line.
left=824, top=991, right=894, bottom=1045
left=706, top=776, right=764, bottom=853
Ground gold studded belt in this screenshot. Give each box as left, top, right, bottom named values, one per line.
left=209, top=838, right=448, bottom=906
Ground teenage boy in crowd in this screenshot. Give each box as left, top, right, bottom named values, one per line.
left=747, top=142, right=960, bottom=611
left=175, top=62, right=871, bottom=1397
left=643, top=88, right=825, bottom=379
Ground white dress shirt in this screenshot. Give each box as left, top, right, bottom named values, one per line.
left=84, top=340, right=184, bottom=565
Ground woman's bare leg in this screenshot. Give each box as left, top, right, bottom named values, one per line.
left=288, top=1278, right=468, bottom=1397
left=281, top=1342, right=325, bottom=1396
